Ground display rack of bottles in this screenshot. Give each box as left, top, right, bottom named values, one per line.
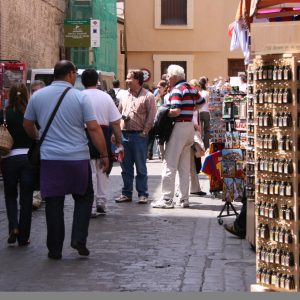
left=246, top=64, right=255, bottom=201
left=253, top=54, right=300, bottom=291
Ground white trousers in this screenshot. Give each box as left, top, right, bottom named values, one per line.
left=174, top=148, right=201, bottom=198
left=161, top=122, right=194, bottom=201
left=90, top=159, right=108, bottom=209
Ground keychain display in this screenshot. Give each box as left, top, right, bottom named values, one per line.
left=252, top=54, right=300, bottom=291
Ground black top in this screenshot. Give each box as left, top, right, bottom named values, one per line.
left=0, top=108, right=33, bottom=149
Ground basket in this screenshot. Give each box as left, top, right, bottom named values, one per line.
left=0, top=125, right=13, bottom=156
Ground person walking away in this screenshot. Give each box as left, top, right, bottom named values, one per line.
left=152, top=65, right=205, bottom=209
left=112, top=79, right=126, bottom=107
left=30, top=80, right=45, bottom=94
left=23, top=60, right=109, bottom=259
left=198, top=77, right=210, bottom=150
left=116, top=70, right=156, bottom=204
left=149, top=80, right=168, bottom=160
left=30, top=80, right=46, bottom=210
left=0, top=83, right=38, bottom=246
left=81, top=69, right=122, bottom=217
left=188, top=79, right=207, bottom=197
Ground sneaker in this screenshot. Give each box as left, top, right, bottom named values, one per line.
left=115, top=195, right=132, bottom=203
left=151, top=199, right=174, bottom=209
left=181, top=201, right=190, bottom=208
left=138, top=196, right=148, bottom=204
left=7, top=228, right=19, bottom=244
left=90, top=208, right=99, bottom=218
left=175, top=200, right=189, bottom=208
left=96, top=205, right=106, bottom=214
left=90, top=212, right=98, bottom=219
left=32, top=192, right=42, bottom=210
left=71, top=242, right=90, bottom=256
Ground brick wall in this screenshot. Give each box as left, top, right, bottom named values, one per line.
left=0, top=0, right=68, bottom=68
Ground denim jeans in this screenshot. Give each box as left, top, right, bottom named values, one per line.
left=121, top=132, right=148, bottom=198
left=44, top=166, right=93, bottom=256
left=1, top=154, right=37, bottom=243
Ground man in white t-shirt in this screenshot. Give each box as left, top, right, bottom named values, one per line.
left=82, top=69, right=123, bottom=217
left=112, top=79, right=126, bottom=106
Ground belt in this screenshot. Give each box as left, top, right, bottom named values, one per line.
left=122, top=130, right=142, bottom=133
left=175, top=120, right=192, bottom=123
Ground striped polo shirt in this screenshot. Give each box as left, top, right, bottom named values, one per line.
left=167, top=80, right=205, bottom=122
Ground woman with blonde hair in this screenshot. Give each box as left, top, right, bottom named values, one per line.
left=0, top=83, right=37, bottom=246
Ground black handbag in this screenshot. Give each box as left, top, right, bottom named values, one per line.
left=28, top=87, right=71, bottom=166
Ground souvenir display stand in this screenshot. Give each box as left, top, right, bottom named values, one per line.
left=201, top=89, right=226, bottom=197
left=217, top=91, right=247, bottom=224
left=246, top=63, right=256, bottom=247
left=252, top=52, right=300, bottom=291
left=208, top=88, right=227, bottom=145
left=250, top=21, right=300, bottom=292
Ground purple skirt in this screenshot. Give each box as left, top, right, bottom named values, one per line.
left=40, top=160, right=89, bottom=198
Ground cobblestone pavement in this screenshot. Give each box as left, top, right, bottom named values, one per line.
left=0, top=159, right=255, bottom=292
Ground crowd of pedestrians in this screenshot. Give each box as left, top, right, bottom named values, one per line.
left=1, top=59, right=233, bottom=259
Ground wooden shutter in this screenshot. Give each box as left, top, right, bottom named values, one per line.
left=161, top=0, right=187, bottom=25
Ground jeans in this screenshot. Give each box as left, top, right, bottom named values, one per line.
left=147, top=128, right=155, bottom=158
left=1, top=154, right=37, bottom=243
left=44, top=166, right=93, bottom=256
left=121, top=132, right=148, bottom=198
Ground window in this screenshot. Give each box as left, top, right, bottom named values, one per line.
left=228, top=59, right=246, bottom=77
left=161, top=0, right=187, bottom=25
left=155, top=0, right=194, bottom=29
left=153, top=54, right=194, bottom=84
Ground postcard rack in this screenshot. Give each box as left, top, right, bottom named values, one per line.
left=217, top=92, right=248, bottom=224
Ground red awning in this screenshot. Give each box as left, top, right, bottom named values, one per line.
left=250, top=0, right=300, bottom=18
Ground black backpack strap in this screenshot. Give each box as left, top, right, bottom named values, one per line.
left=39, top=87, right=71, bottom=145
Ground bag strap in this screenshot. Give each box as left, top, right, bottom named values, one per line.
left=3, top=107, right=7, bottom=127
left=39, top=87, right=71, bottom=145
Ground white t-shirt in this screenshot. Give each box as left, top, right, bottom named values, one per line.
left=113, top=88, right=127, bottom=104
left=82, top=89, right=121, bottom=125
left=199, top=90, right=210, bottom=113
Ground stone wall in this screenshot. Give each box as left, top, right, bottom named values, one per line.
left=0, top=0, right=68, bottom=68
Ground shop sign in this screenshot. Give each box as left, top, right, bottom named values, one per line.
left=90, top=19, right=100, bottom=48
left=252, top=44, right=300, bottom=55
left=141, top=68, right=151, bottom=82
left=64, top=20, right=90, bottom=48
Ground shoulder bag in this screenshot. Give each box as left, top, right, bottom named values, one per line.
left=0, top=108, right=14, bottom=156
left=28, top=87, right=71, bottom=166
left=0, top=107, right=14, bottom=156
left=193, top=111, right=205, bottom=158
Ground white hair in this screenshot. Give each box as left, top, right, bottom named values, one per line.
left=167, top=64, right=185, bottom=80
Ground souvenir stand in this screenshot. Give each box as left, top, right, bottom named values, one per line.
left=217, top=89, right=248, bottom=224
left=201, top=88, right=226, bottom=196
left=250, top=20, right=300, bottom=292
left=245, top=63, right=257, bottom=247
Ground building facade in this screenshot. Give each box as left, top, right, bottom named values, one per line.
left=124, top=0, right=244, bottom=86
left=0, top=0, right=68, bottom=67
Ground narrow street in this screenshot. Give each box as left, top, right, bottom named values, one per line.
left=0, top=159, right=255, bottom=292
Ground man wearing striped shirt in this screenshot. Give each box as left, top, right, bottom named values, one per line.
left=152, top=65, right=205, bottom=209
